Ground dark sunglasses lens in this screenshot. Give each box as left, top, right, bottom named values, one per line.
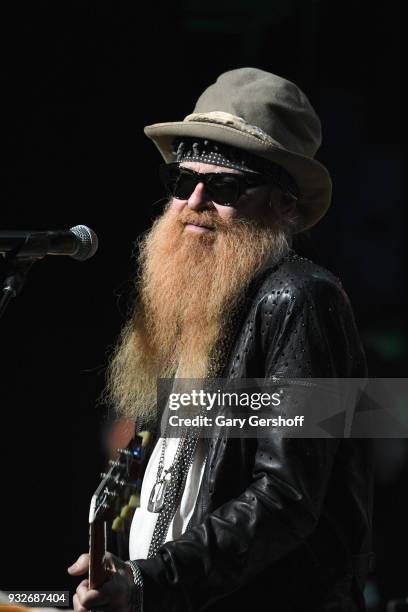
left=208, top=175, right=240, bottom=204
left=173, top=172, right=199, bottom=199
left=159, top=165, right=243, bottom=205
left=159, top=166, right=198, bottom=199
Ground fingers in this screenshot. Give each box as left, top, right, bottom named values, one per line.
left=73, top=579, right=109, bottom=611
left=68, top=552, right=90, bottom=576
left=73, top=580, right=89, bottom=612
left=72, top=580, right=90, bottom=612
left=73, top=575, right=132, bottom=612
left=72, top=592, right=85, bottom=612
left=70, top=551, right=134, bottom=612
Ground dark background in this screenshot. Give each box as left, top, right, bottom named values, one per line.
left=1, top=1, right=407, bottom=609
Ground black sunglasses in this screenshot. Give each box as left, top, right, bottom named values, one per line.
left=159, top=163, right=272, bottom=206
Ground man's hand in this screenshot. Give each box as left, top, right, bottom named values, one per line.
left=68, top=552, right=139, bottom=612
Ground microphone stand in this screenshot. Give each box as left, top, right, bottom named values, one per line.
left=0, top=252, right=37, bottom=320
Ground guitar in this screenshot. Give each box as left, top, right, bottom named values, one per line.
left=88, top=430, right=151, bottom=589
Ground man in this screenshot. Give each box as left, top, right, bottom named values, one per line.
left=68, top=68, right=374, bottom=611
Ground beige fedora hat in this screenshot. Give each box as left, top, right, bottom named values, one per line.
left=144, top=67, right=332, bottom=231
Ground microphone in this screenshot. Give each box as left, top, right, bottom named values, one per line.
left=0, top=225, right=99, bottom=261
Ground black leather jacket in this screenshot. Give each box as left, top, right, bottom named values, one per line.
left=136, top=251, right=374, bottom=612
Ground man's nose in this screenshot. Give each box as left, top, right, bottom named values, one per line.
left=187, top=182, right=213, bottom=210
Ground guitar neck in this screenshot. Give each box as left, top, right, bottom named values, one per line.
left=89, top=520, right=107, bottom=589
left=87, top=429, right=152, bottom=590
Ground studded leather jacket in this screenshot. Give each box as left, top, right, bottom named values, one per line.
left=135, top=251, right=374, bottom=612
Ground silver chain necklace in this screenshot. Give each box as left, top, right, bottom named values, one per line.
left=147, top=430, right=199, bottom=557
left=147, top=431, right=186, bottom=513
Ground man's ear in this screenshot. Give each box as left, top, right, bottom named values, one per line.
left=280, top=192, right=298, bottom=214
left=268, top=187, right=297, bottom=221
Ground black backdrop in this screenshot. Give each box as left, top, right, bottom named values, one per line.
left=1, top=2, right=407, bottom=609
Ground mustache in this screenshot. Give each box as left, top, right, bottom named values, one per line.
left=174, top=207, right=250, bottom=233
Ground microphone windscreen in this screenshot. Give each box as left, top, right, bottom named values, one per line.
left=70, top=225, right=99, bottom=261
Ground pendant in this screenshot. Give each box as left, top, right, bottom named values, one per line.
left=147, top=471, right=172, bottom=513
